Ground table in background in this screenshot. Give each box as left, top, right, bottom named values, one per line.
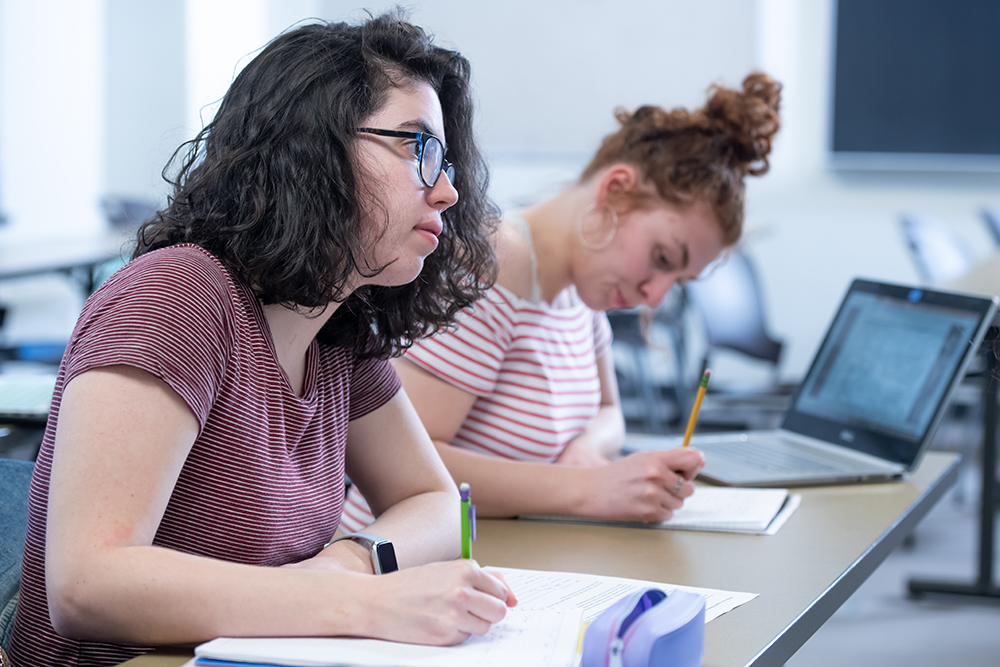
left=0, top=234, right=126, bottom=295
left=121, top=452, right=959, bottom=667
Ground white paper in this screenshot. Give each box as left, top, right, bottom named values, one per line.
left=196, top=608, right=582, bottom=667
left=492, top=566, right=756, bottom=623
left=521, top=486, right=799, bottom=535
left=762, top=493, right=801, bottom=535
left=194, top=569, right=757, bottom=667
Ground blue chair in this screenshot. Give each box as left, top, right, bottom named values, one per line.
left=900, top=215, right=977, bottom=285
left=0, top=459, right=34, bottom=651
left=685, top=250, right=784, bottom=376
left=608, top=285, right=688, bottom=433
left=683, top=250, right=791, bottom=430
left=983, top=208, right=1000, bottom=246
left=100, top=196, right=157, bottom=231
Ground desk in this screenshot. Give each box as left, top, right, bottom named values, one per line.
left=120, top=452, right=959, bottom=667
left=0, top=234, right=127, bottom=295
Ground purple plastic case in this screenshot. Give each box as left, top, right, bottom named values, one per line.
left=582, top=587, right=705, bottom=667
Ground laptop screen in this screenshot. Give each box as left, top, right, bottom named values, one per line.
left=782, top=280, right=997, bottom=467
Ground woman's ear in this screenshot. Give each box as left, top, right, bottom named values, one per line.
left=595, top=164, right=638, bottom=210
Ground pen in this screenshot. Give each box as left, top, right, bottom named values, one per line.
left=460, top=482, right=475, bottom=559
left=681, top=369, right=711, bottom=448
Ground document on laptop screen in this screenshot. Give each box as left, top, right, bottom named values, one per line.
left=795, top=292, right=979, bottom=440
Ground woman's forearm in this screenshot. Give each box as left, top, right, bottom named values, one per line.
left=432, top=440, right=591, bottom=518
left=49, top=545, right=374, bottom=644
left=363, top=488, right=460, bottom=568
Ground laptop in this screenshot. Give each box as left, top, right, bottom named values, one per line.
left=626, top=279, right=998, bottom=487
left=0, top=372, right=56, bottom=424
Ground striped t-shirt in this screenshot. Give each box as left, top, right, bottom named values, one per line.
left=9, top=244, right=400, bottom=667
left=341, top=284, right=612, bottom=531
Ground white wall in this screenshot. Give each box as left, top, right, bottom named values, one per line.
left=744, top=0, right=1000, bottom=380
left=0, top=0, right=105, bottom=242
left=104, top=0, right=186, bottom=206
left=1, top=0, right=999, bottom=376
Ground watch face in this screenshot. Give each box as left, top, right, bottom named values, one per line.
left=375, top=541, right=398, bottom=574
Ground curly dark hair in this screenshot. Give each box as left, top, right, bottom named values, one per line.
left=580, top=72, right=782, bottom=246
left=134, top=11, right=498, bottom=358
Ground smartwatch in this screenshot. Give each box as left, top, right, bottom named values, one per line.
left=325, top=531, right=399, bottom=574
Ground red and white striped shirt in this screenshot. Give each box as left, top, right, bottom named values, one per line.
left=341, top=284, right=612, bottom=532
left=10, top=244, right=400, bottom=667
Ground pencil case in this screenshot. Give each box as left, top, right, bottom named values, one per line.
left=582, top=587, right=705, bottom=667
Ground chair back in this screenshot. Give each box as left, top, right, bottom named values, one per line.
left=607, top=286, right=687, bottom=433
left=983, top=208, right=1000, bottom=246
left=900, top=215, right=976, bottom=285
left=0, top=459, right=34, bottom=650
left=685, top=251, right=782, bottom=366
left=100, top=196, right=157, bottom=230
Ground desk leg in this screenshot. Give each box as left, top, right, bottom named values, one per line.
left=908, top=330, right=1000, bottom=600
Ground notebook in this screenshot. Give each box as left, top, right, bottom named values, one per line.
left=0, top=372, right=56, bottom=423
left=627, top=279, right=998, bottom=487
left=520, top=486, right=800, bottom=534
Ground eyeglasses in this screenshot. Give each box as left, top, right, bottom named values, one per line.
left=357, top=128, right=455, bottom=188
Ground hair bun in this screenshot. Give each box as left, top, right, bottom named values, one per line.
left=704, top=72, right=782, bottom=176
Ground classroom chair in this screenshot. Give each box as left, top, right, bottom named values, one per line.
left=608, top=285, right=688, bottom=433
left=685, top=250, right=783, bottom=377
left=983, top=208, right=1000, bottom=246
left=0, top=459, right=34, bottom=650
left=100, top=196, right=157, bottom=231
left=900, top=214, right=976, bottom=285
left=683, top=250, right=790, bottom=430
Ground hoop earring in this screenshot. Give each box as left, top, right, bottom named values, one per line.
left=577, top=203, right=618, bottom=251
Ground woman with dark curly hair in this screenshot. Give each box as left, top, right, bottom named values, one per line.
left=342, top=73, right=782, bottom=529
left=9, top=13, right=513, bottom=667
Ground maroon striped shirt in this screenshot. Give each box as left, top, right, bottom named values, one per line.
left=9, top=244, right=400, bottom=666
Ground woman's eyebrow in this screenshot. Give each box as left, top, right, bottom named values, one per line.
left=398, top=119, right=448, bottom=150
left=666, top=240, right=689, bottom=269
left=398, top=119, right=432, bottom=134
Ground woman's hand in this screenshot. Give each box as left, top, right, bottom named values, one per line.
left=579, top=448, right=705, bottom=522
left=364, top=560, right=517, bottom=645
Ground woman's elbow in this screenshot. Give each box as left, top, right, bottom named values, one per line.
left=47, top=566, right=104, bottom=640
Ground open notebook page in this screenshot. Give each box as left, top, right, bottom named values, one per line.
left=194, top=568, right=756, bottom=667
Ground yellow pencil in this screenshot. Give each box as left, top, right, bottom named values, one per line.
left=681, top=369, right=712, bottom=447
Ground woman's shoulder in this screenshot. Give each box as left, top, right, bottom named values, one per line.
left=493, top=215, right=537, bottom=302
left=128, top=243, right=228, bottom=276
left=109, top=244, right=236, bottom=295
left=89, top=244, right=247, bottom=327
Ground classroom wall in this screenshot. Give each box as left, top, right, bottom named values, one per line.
left=104, top=0, right=186, bottom=206
left=1, top=0, right=999, bottom=378
left=0, top=0, right=105, bottom=241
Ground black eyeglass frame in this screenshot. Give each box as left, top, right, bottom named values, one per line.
left=357, top=127, right=455, bottom=188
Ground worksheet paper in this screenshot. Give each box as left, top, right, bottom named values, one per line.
left=194, top=569, right=756, bottom=667
left=522, top=486, right=801, bottom=535
left=494, top=566, right=756, bottom=623
left=196, top=609, right=582, bottom=667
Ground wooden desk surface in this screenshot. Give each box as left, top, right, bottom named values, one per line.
left=122, top=452, right=959, bottom=667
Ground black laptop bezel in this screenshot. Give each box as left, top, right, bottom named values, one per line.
left=779, top=279, right=997, bottom=469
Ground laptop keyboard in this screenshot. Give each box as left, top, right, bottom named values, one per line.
left=0, top=374, right=57, bottom=417
left=703, top=440, right=847, bottom=475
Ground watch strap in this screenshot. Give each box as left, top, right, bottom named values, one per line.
left=324, top=531, right=397, bottom=574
